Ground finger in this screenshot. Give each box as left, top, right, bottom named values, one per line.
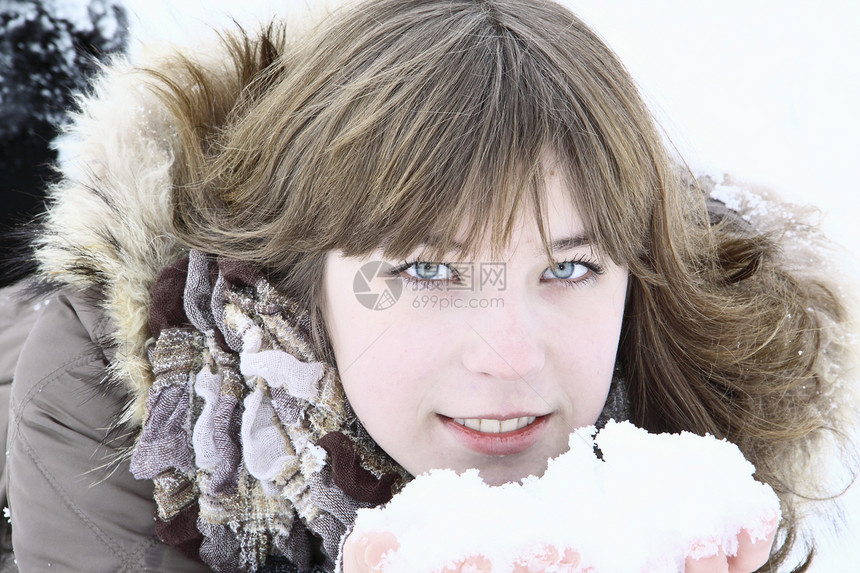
left=341, top=532, right=370, bottom=573
left=512, top=544, right=562, bottom=573
left=363, top=531, right=400, bottom=572
left=685, top=547, right=729, bottom=573
left=459, top=554, right=492, bottom=573
left=727, top=523, right=777, bottom=573
left=556, top=548, right=582, bottom=573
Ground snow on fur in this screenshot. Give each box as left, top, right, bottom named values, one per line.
left=352, top=421, right=780, bottom=573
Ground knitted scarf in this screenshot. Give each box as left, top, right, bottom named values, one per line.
left=129, top=250, right=630, bottom=572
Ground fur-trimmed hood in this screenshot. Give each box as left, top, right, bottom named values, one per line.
left=32, top=41, right=249, bottom=424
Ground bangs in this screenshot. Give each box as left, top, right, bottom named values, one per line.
left=299, top=2, right=558, bottom=262
left=224, top=0, right=668, bottom=269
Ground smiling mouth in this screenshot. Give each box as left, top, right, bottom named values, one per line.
left=443, top=414, right=549, bottom=456
left=452, top=416, right=537, bottom=434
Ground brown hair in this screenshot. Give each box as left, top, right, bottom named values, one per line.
left=146, top=1, right=855, bottom=569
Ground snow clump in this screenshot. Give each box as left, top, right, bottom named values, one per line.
left=352, top=420, right=780, bottom=573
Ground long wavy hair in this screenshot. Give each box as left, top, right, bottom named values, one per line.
left=144, top=0, right=856, bottom=569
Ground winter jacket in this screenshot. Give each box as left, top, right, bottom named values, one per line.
left=5, top=286, right=210, bottom=571
left=2, top=285, right=340, bottom=572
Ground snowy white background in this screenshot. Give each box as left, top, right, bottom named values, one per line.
left=121, top=0, right=860, bottom=570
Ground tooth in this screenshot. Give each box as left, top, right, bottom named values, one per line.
left=482, top=419, right=501, bottom=433
left=527, top=416, right=536, bottom=425
left=454, top=418, right=466, bottom=426
left=499, top=418, right=518, bottom=433
left=464, top=418, right=481, bottom=431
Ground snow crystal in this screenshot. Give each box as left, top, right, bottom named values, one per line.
left=352, top=421, right=780, bottom=573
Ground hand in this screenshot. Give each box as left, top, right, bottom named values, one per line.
left=341, top=530, right=400, bottom=573
left=341, top=521, right=777, bottom=573
left=684, top=523, right=777, bottom=573
left=342, top=534, right=585, bottom=573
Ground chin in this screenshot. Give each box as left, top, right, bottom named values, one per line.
left=473, top=459, right=550, bottom=486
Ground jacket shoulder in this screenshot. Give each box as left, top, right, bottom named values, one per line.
left=13, top=288, right=114, bottom=390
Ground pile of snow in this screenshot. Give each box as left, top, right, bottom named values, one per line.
left=352, top=421, right=780, bottom=573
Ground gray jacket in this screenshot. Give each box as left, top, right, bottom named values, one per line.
left=2, top=283, right=208, bottom=571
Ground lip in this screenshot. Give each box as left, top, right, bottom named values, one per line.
left=441, top=414, right=550, bottom=456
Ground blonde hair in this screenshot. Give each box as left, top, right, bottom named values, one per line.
left=146, top=1, right=854, bottom=569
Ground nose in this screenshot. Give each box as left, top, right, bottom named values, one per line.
left=460, top=297, right=545, bottom=382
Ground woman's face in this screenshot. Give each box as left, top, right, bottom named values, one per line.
left=323, top=167, right=629, bottom=485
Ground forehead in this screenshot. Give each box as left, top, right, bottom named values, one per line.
left=388, top=159, right=592, bottom=261
left=542, top=159, right=587, bottom=233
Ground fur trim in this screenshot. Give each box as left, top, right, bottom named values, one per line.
left=33, top=44, right=240, bottom=424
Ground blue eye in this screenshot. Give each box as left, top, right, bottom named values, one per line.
left=541, top=261, right=589, bottom=281
left=404, top=262, right=457, bottom=281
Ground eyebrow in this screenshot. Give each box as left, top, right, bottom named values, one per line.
left=407, top=233, right=592, bottom=255
left=549, top=234, right=591, bottom=252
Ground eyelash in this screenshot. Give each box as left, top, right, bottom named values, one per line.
left=387, top=258, right=605, bottom=288
left=388, top=261, right=460, bottom=287
left=542, top=258, right=605, bottom=288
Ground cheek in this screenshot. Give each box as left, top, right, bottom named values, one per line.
left=551, top=279, right=627, bottom=416
left=553, top=319, right=618, bottom=396
left=323, top=277, right=453, bottom=444
left=335, top=322, right=449, bottom=404
left=558, top=286, right=625, bottom=359
left=333, top=323, right=451, bottom=470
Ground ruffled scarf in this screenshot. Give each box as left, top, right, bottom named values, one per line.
left=129, top=250, right=409, bottom=572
